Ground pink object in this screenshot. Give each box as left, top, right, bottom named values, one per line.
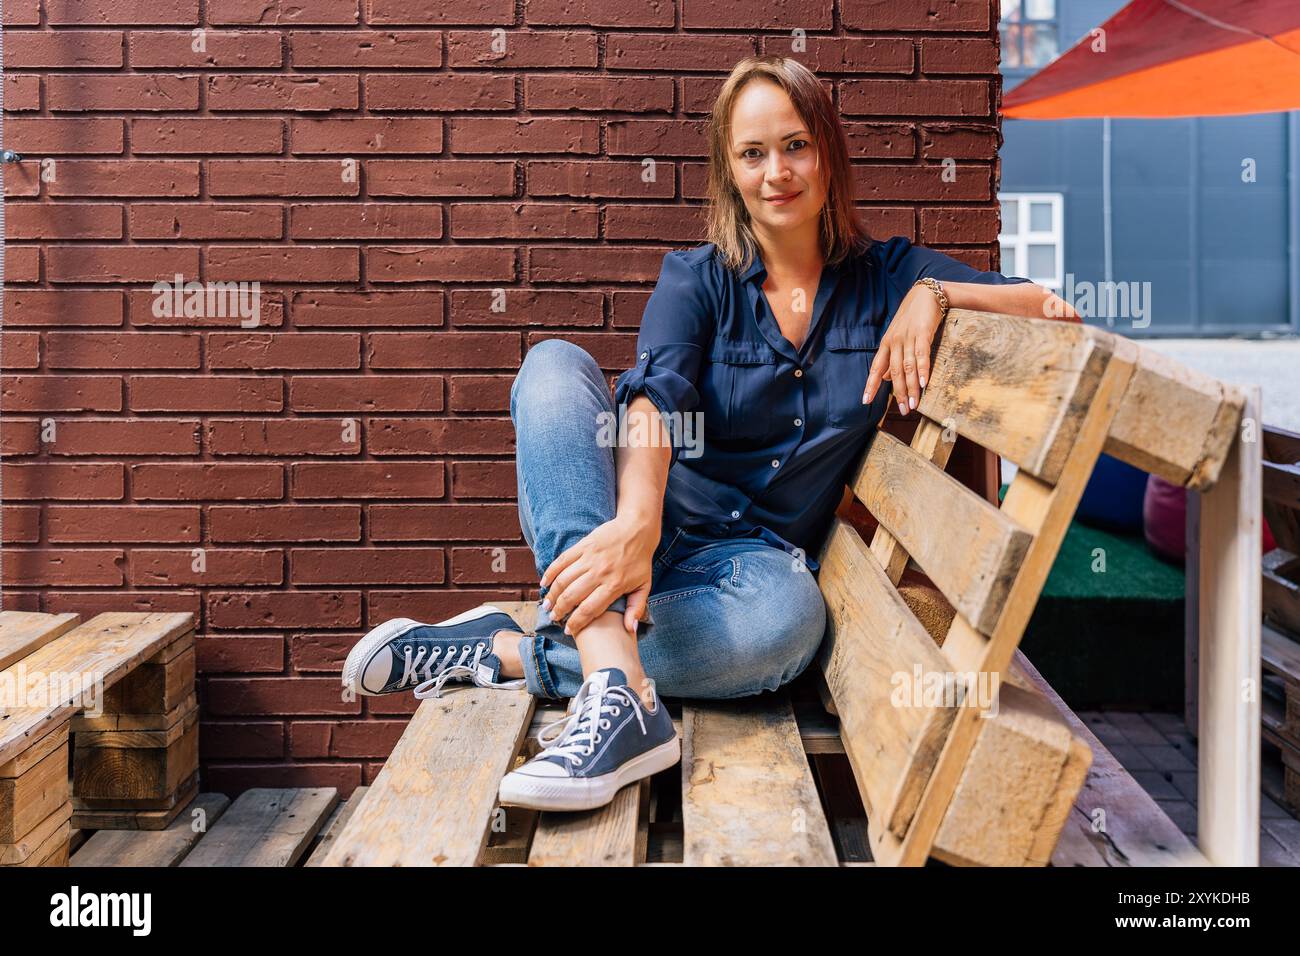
left=1143, top=474, right=1186, bottom=563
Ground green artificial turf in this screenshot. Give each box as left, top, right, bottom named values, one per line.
left=998, top=482, right=1186, bottom=710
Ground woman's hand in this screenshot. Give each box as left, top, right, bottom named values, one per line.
left=539, top=515, right=659, bottom=638
left=863, top=283, right=944, bottom=417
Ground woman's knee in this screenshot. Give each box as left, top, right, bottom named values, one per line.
left=511, top=338, right=600, bottom=409
left=726, top=554, right=827, bottom=690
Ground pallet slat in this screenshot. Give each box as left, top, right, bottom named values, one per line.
left=71, top=793, right=231, bottom=867
left=528, top=780, right=647, bottom=866
left=180, top=788, right=337, bottom=867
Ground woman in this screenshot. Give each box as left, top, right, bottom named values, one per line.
left=343, top=56, right=1075, bottom=812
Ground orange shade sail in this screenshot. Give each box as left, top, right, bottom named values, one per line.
left=1002, top=0, right=1300, bottom=119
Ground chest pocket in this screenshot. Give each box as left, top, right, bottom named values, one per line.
left=700, top=339, right=776, bottom=439
left=823, top=326, right=882, bottom=429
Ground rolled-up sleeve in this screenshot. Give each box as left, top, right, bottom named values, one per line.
left=613, top=251, right=714, bottom=464
left=876, top=235, right=1034, bottom=294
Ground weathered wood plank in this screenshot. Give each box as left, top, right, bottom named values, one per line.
left=852, top=429, right=1032, bottom=635
left=0, top=612, right=81, bottom=672
left=816, top=517, right=962, bottom=828
left=305, top=786, right=367, bottom=867
left=180, top=788, right=337, bottom=867
left=527, top=779, right=647, bottom=866
left=0, top=613, right=196, bottom=765
left=71, top=793, right=230, bottom=867
left=680, top=693, right=837, bottom=866
left=322, top=688, right=534, bottom=867
left=917, top=309, right=1109, bottom=484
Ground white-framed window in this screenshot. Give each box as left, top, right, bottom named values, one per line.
left=1000, top=0, right=1060, bottom=70
left=998, top=192, right=1063, bottom=290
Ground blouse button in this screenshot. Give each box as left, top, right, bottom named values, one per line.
left=794, top=418, right=802, bottom=427
left=639, top=351, right=648, bottom=360
left=730, top=510, right=740, bottom=519
left=771, top=459, right=779, bottom=468
left=794, top=369, right=803, bottom=378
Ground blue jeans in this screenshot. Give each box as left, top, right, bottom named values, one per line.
left=509, top=338, right=828, bottom=701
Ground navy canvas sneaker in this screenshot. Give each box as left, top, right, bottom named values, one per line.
left=342, top=606, right=528, bottom=699
left=497, top=667, right=680, bottom=812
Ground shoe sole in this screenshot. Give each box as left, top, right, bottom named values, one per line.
left=497, top=734, right=682, bottom=812
left=341, top=605, right=510, bottom=696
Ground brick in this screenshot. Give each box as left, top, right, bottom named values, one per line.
left=130, top=376, right=283, bottom=412
left=290, top=548, right=445, bottom=585
left=208, top=74, right=359, bottom=111
left=208, top=0, right=359, bottom=25
left=3, top=463, right=124, bottom=500
left=366, top=0, right=512, bottom=24
left=4, top=549, right=125, bottom=587
left=6, top=204, right=123, bottom=240
left=291, top=290, right=443, bottom=327
left=844, top=123, right=917, bottom=159
left=919, top=206, right=1001, bottom=244
left=6, top=31, right=125, bottom=67
left=45, top=331, right=200, bottom=367
left=365, top=74, right=513, bottom=112
left=449, top=117, right=597, bottom=155
left=366, top=588, right=521, bottom=625
left=2, top=333, right=39, bottom=369
left=290, top=30, right=441, bottom=67
left=289, top=375, right=444, bottom=412
left=606, top=34, right=755, bottom=71
left=289, top=203, right=443, bottom=240
left=450, top=545, right=535, bottom=583
left=206, top=418, right=361, bottom=455
left=129, top=30, right=284, bottom=67
left=4, top=248, right=42, bottom=283
left=209, top=505, right=361, bottom=543
left=757, top=36, right=914, bottom=73
left=44, top=160, right=199, bottom=196
left=43, top=419, right=200, bottom=455
left=367, top=331, right=520, bottom=369
left=922, top=37, right=999, bottom=74
left=526, top=331, right=635, bottom=368
left=195, top=635, right=285, bottom=674
left=204, top=675, right=360, bottom=713
left=44, top=590, right=200, bottom=616
left=606, top=119, right=706, bottom=156
left=367, top=418, right=514, bottom=456
left=840, top=79, right=990, bottom=117
left=201, top=722, right=285, bottom=759
left=451, top=202, right=596, bottom=240
left=2, top=507, right=42, bottom=544
left=46, top=0, right=199, bottom=25
left=207, top=332, right=360, bottom=369
left=5, top=76, right=41, bottom=111
left=130, top=203, right=283, bottom=240
left=527, top=245, right=664, bottom=283
left=206, top=593, right=362, bottom=631
left=290, top=632, right=357, bottom=671
left=524, top=74, right=672, bottom=112
left=527, top=160, right=673, bottom=199
left=449, top=461, right=517, bottom=499
left=853, top=164, right=991, bottom=202
left=206, top=246, right=360, bottom=283
left=5, top=119, right=125, bottom=155
left=208, top=160, right=360, bottom=197
left=290, top=118, right=443, bottom=154
left=449, top=289, right=603, bottom=327
left=48, top=506, right=200, bottom=543
left=446, top=30, right=596, bottom=68
left=525, top=0, right=672, bottom=27
left=131, top=118, right=284, bottom=154
left=1, top=419, right=40, bottom=456
left=3, top=375, right=123, bottom=412
left=47, top=74, right=200, bottom=111
left=920, top=123, right=999, bottom=160
left=367, top=245, right=516, bottom=283
left=604, top=204, right=706, bottom=242
left=131, top=462, right=283, bottom=500
left=369, top=504, right=519, bottom=541
left=2, top=0, right=40, bottom=26
left=367, top=160, right=516, bottom=200
left=130, top=548, right=283, bottom=586
left=840, top=0, right=990, bottom=32
left=291, top=462, right=444, bottom=499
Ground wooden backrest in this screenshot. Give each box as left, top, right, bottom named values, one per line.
left=815, top=309, right=1246, bottom=865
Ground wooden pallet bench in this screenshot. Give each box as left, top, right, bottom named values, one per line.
left=307, top=310, right=1257, bottom=867
left=0, top=612, right=196, bottom=865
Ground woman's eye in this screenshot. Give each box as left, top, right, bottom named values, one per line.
left=789, top=139, right=807, bottom=151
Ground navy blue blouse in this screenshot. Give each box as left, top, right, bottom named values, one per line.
left=613, top=235, right=1032, bottom=574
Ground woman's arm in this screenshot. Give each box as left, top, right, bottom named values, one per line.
left=614, top=395, right=672, bottom=539
left=865, top=280, right=1078, bottom=415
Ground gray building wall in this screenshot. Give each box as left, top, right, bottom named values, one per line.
left=999, top=0, right=1300, bottom=337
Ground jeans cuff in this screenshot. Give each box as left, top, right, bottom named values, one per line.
left=519, top=631, right=561, bottom=700
left=532, top=594, right=656, bottom=639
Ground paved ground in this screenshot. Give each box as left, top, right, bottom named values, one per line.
left=1088, top=708, right=1300, bottom=866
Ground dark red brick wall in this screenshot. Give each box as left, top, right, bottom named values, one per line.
left=2, top=0, right=1010, bottom=794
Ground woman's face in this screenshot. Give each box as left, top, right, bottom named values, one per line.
left=726, top=80, right=826, bottom=240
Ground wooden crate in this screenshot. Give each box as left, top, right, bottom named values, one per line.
left=0, top=724, right=71, bottom=867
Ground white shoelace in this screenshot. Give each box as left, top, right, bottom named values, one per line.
left=401, top=642, right=526, bottom=699
left=534, top=673, right=648, bottom=767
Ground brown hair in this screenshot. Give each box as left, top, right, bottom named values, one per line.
left=705, top=55, right=873, bottom=274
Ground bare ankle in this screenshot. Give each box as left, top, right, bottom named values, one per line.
left=492, top=629, right=525, bottom=679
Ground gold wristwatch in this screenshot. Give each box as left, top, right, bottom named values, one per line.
left=915, top=276, right=948, bottom=320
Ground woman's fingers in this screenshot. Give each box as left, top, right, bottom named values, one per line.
left=863, top=343, right=890, bottom=403
left=540, top=545, right=577, bottom=590
left=889, top=339, right=908, bottom=415
left=564, top=581, right=620, bottom=636
left=902, top=335, right=922, bottom=410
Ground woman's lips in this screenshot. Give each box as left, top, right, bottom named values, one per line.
left=764, top=190, right=802, bottom=205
